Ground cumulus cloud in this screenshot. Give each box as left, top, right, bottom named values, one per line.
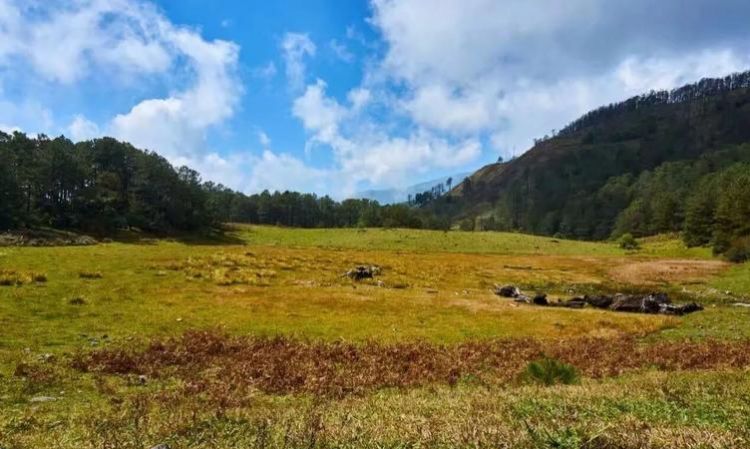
left=0, top=0, right=243, bottom=187
left=369, top=0, right=750, bottom=156
left=110, top=24, right=241, bottom=159
left=281, top=32, right=316, bottom=90
left=0, top=0, right=172, bottom=84
left=68, top=115, right=100, bottom=141
left=292, top=78, right=481, bottom=191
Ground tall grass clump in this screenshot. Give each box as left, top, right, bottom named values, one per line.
left=618, top=233, right=640, bottom=251
left=523, top=357, right=579, bottom=386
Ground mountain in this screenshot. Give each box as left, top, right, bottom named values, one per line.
left=355, top=172, right=471, bottom=204
left=432, top=71, right=750, bottom=243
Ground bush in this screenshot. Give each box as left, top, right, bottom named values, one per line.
left=725, top=236, right=750, bottom=263
left=618, top=233, right=639, bottom=250
left=459, top=218, right=474, bottom=231
left=523, top=357, right=579, bottom=386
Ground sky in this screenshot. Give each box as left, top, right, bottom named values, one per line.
left=1, top=0, right=749, bottom=198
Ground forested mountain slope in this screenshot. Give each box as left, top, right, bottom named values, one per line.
left=435, top=71, right=750, bottom=253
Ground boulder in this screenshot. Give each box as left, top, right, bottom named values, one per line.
left=532, top=293, right=548, bottom=306
left=494, top=284, right=521, bottom=298
left=609, top=293, right=670, bottom=314
left=345, top=265, right=381, bottom=281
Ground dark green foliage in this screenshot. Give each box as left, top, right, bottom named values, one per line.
left=725, top=237, right=750, bottom=263
left=433, top=70, right=750, bottom=254
left=0, top=132, right=438, bottom=235
left=618, top=233, right=639, bottom=250
left=523, top=357, right=579, bottom=386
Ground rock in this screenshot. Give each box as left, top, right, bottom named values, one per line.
left=149, top=444, right=170, bottom=449
left=29, top=396, right=57, bottom=403
left=494, top=284, right=520, bottom=298
left=514, top=294, right=531, bottom=304
left=734, top=303, right=750, bottom=308
left=583, top=295, right=614, bottom=309
left=660, top=302, right=703, bottom=315
left=561, top=298, right=587, bottom=308
left=609, top=293, right=669, bottom=314
left=138, top=375, right=148, bottom=385
left=532, top=293, right=548, bottom=306
left=345, top=265, right=381, bottom=281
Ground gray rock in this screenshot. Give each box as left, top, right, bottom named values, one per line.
left=30, top=396, right=57, bottom=403
left=494, top=284, right=520, bottom=298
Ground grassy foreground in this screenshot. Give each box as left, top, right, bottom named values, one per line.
left=1, top=225, right=750, bottom=448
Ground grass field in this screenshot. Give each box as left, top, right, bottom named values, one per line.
left=2, top=225, right=750, bottom=448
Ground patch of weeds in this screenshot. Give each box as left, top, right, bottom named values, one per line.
left=523, top=357, right=580, bottom=386
left=69, top=297, right=87, bottom=305
left=79, top=271, right=103, bottom=279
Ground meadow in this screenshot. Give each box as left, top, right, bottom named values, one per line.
left=1, top=225, right=750, bottom=448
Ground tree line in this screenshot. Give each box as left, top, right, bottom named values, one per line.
left=560, top=70, right=750, bottom=137
left=0, top=132, right=442, bottom=235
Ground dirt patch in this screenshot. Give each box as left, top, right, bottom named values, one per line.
left=73, top=331, right=750, bottom=400
left=610, top=259, right=728, bottom=285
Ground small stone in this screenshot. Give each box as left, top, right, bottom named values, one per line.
left=138, top=375, right=148, bottom=385
left=149, top=444, right=170, bottom=449
left=30, top=396, right=57, bottom=403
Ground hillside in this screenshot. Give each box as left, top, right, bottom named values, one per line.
left=435, top=71, right=750, bottom=246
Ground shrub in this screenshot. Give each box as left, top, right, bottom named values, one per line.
left=618, top=233, right=639, bottom=250
left=79, top=271, right=103, bottom=279
left=725, top=236, right=750, bottom=263
left=523, top=357, right=579, bottom=386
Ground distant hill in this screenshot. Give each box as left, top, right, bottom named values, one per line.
left=431, top=70, right=750, bottom=248
left=354, top=172, right=471, bottom=204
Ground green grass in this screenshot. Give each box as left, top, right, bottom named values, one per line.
left=1, top=225, right=749, bottom=448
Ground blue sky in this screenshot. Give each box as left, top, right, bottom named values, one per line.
left=1, top=0, right=750, bottom=197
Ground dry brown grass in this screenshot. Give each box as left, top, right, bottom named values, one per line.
left=0, top=269, right=47, bottom=286
left=609, top=259, right=728, bottom=286
left=72, top=331, right=750, bottom=399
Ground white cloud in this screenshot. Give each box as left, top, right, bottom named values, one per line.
left=68, top=115, right=100, bottom=141
left=0, top=0, right=172, bottom=84
left=0, top=123, right=21, bottom=134
left=258, top=131, right=271, bottom=148
left=291, top=78, right=481, bottom=192
left=247, top=150, right=330, bottom=193
left=0, top=0, right=242, bottom=175
left=329, top=39, right=354, bottom=62
left=369, top=0, right=750, bottom=158
left=281, top=32, right=316, bottom=90
left=252, top=61, right=277, bottom=80
left=110, top=25, right=240, bottom=159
